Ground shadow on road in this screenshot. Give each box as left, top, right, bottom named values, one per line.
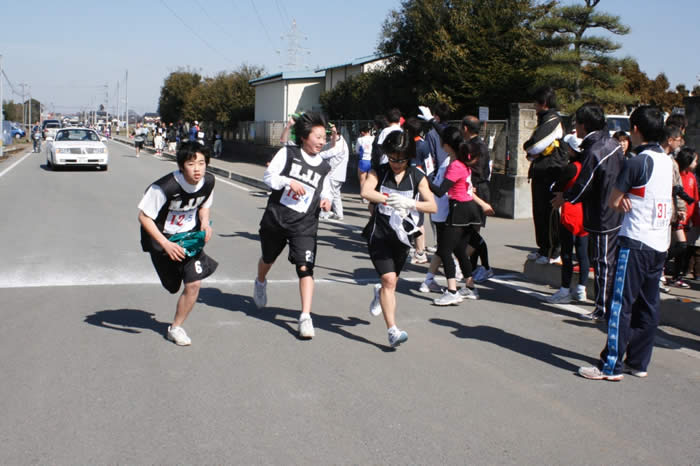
left=198, top=287, right=395, bottom=352
left=430, top=318, right=599, bottom=372
left=84, top=309, right=169, bottom=337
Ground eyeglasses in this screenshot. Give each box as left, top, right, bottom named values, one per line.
left=388, top=157, right=409, bottom=164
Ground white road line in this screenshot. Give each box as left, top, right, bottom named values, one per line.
left=109, top=139, right=251, bottom=191
left=0, top=151, right=32, bottom=178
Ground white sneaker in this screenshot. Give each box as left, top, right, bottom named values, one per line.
left=426, top=245, right=437, bottom=253
left=388, top=328, right=408, bottom=347
left=550, top=256, right=562, bottom=265
left=433, top=290, right=463, bottom=306
left=369, top=283, right=382, bottom=316
left=458, top=286, right=479, bottom=300
left=571, top=285, right=587, bottom=302
left=527, top=251, right=541, bottom=261
left=254, top=279, right=267, bottom=309
left=419, top=279, right=443, bottom=293
left=623, top=363, right=648, bottom=378
left=547, top=287, right=572, bottom=304
left=578, top=366, right=623, bottom=381
left=412, top=251, right=429, bottom=264
left=535, top=255, right=550, bottom=265
left=299, top=315, right=315, bottom=338
left=167, top=325, right=192, bottom=346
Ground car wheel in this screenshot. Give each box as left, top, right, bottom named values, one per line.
left=102, top=165, right=108, bottom=171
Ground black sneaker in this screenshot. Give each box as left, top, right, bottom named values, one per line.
left=580, top=309, right=605, bottom=322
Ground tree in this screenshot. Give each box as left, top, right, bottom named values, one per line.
left=2, top=100, right=23, bottom=122
left=535, top=0, right=634, bottom=113
left=378, top=0, right=550, bottom=117
left=184, top=64, right=264, bottom=128
left=158, top=69, right=202, bottom=124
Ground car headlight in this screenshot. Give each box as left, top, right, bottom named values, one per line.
left=56, top=148, right=69, bottom=154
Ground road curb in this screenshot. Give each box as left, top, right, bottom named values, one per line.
left=113, top=137, right=269, bottom=191
left=523, top=259, right=700, bottom=336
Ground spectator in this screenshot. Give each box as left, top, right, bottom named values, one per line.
left=552, top=103, right=624, bottom=322
left=167, top=123, right=177, bottom=153
left=213, top=130, right=223, bottom=158
left=612, top=131, right=632, bottom=158
left=356, top=125, right=374, bottom=190
left=319, top=124, right=349, bottom=221
left=578, top=105, right=671, bottom=381
left=524, top=87, right=567, bottom=265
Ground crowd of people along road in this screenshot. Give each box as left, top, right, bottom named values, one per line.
left=136, top=93, right=695, bottom=382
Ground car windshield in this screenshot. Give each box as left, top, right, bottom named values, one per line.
left=45, top=123, right=60, bottom=129
left=55, top=130, right=99, bottom=142
left=606, top=117, right=630, bottom=133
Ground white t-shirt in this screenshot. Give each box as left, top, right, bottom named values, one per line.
left=138, top=171, right=213, bottom=234
left=356, top=134, right=374, bottom=161
left=320, top=136, right=349, bottom=182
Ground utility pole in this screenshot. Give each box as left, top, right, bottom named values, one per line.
left=125, top=69, right=128, bottom=136
left=116, top=80, right=120, bottom=129
left=18, top=82, right=27, bottom=129
left=28, top=86, right=31, bottom=128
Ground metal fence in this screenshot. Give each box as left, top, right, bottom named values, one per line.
left=233, top=119, right=509, bottom=175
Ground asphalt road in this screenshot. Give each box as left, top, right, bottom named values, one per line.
left=0, top=141, right=698, bottom=464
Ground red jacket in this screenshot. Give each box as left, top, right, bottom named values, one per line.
left=680, top=171, right=698, bottom=227
left=560, top=161, right=588, bottom=237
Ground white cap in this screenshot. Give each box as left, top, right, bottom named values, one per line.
left=563, top=133, right=582, bottom=153
left=194, top=120, right=199, bottom=125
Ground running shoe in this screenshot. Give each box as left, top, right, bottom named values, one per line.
left=527, top=251, right=541, bottom=261
left=433, top=290, right=463, bottom=306
left=580, top=309, right=605, bottom=322
left=254, top=279, right=267, bottom=309
left=412, top=251, right=429, bottom=264
left=388, top=328, right=408, bottom=348
left=458, top=286, right=479, bottom=300
left=167, top=326, right=192, bottom=346
left=671, top=279, right=690, bottom=289
left=369, top=283, right=382, bottom=316
left=547, top=288, right=572, bottom=304
left=578, top=366, right=623, bottom=381
left=298, top=315, right=315, bottom=338
left=535, top=255, right=550, bottom=265
left=550, top=256, right=562, bottom=265
left=571, top=285, right=587, bottom=302
left=473, top=267, right=494, bottom=283
left=623, top=363, right=648, bottom=378
left=419, top=279, right=443, bottom=293
left=659, top=280, right=671, bottom=293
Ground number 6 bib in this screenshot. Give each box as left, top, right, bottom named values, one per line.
left=280, top=185, right=315, bottom=213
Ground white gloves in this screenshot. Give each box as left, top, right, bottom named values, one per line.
left=386, top=193, right=416, bottom=211
left=417, top=106, right=433, bottom=121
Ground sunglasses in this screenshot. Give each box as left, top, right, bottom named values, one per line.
left=388, top=157, right=409, bottom=164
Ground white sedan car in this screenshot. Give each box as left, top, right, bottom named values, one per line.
left=47, top=128, right=109, bottom=171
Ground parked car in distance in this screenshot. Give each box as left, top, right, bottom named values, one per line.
left=10, top=123, right=26, bottom=139
left=42, top=119, right=62, bottom=140
left=606, top=115, right=630, bottom=136
left=47, top=128, right=108, bottom=171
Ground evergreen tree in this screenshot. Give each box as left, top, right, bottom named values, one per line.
left=535, top=0, right=633, bottom=113
left=158, top=69, right=202, bottom=124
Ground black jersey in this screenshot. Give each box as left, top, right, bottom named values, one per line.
left=365, top=165, right=425, bottom=243
left=140, top=172, right=215, bottom=253
left=261, top=145, right=331, bottom=234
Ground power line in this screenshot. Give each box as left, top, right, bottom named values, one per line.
left=276, top=0, right=291, bottom=25
left=160, top=0, right=235, bottom=65
left=250, top=0, right=275, bottom=48
left=194, top=0, right=238, bottom=47
left=273, top=0, right=288, bottom=30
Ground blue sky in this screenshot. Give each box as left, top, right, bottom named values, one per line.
left=1, top=0, right=698, bottom=116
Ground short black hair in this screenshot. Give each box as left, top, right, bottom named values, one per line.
left=381, top=130, right=410, bottom=159
left=612, top=131, right=630, bottom=143
left=374, top=114, right=387, bottom=130
left=402, top=117, right=422, bottom=137
left=462, top=115, right=481, bottom=135
left=433, top=102, right=450, bottom=121
left=440, top=125, right=479, bottom=167
left=575, top=103, right=606, bottom=133
left=664, top=124, right=682, bottom=141
left=666, top=113, right=687, bottom=130
left=385, top=108, right=402, bottom=124
left=533, top=86, right=557, bottom=109
left=629, top=106, right=665, bottom=143
left=176, top=140, right=210, bottom=168
left=293, top=112, right=327, bottom=144
left=675, top=146, right=697, bottom=172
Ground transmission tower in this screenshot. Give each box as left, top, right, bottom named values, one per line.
left=278, top=19, right=311, bottom=71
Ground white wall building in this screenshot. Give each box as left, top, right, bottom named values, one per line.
left=249, top=71, right=325, bottom=122
left=317, top=53, right=393, bottom=93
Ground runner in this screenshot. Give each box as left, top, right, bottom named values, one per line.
left=361, top=131, right=436, bottom=347
left=356, top=126, right=374, bottom=190
left=253, top=112, right=334, bottom=339
left=137, top=141, right=218, bottom=346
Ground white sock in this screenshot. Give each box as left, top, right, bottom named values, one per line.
left=576, top=284, right=586, bottom=292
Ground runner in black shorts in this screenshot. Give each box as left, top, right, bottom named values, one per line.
left=253, top=112, right=334, bottom=339
left=361, top=131, right=436, bottom=347
left=138, top=141, right=217, bottom=346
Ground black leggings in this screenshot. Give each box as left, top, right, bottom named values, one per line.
left=437, top=224, right=473, bottom=284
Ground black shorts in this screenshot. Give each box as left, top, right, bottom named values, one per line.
left=368, top=236, right=410, bottom=276
left=135, top=140, right=144, bottom=149
left=259, top=226, right=317, bottom=266
left=150, top=251, right=218, bottom=294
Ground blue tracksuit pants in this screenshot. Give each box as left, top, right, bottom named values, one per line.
left=599, top=246, right=666, bottom=375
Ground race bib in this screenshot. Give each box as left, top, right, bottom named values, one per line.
left=424, top=156, right=434, bottom=176
left=378, top=186, right=414, bottom=216
left=164, top=210, right=197, bottom=234
left=280, top=184, right=315, bottom=213
left=651, top=198, right=672, bottom=229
